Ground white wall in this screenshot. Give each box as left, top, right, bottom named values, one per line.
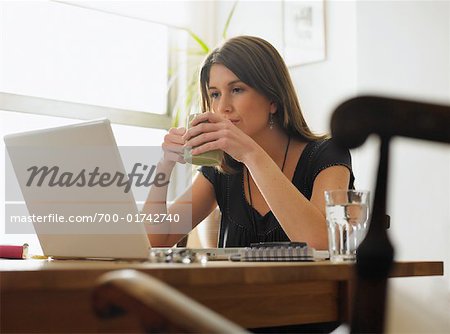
left=355, top=1, right=450, bottom=332
left=292, top=0, right=358, bottom=134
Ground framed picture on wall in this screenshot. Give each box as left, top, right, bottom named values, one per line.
left=283, top=0, right=326, bottom=67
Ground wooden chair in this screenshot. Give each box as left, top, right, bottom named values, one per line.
left=330, top=95, right=450, bottom=333
left=92, top=269, right=248, bottom=333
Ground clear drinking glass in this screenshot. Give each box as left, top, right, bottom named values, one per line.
left=183, top=113, right=223, bottom=166
left=324, top=190, right=370, bottom=262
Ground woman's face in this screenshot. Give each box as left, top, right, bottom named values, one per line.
left=207, top=64, right=275, bottom=137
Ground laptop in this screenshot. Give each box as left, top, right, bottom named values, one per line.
left=4, top=119, right=156, bottom=260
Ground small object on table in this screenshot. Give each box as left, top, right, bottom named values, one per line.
left=149, top=248, right=208, bottom=264
left=231, top=241, right=315, bottom=262
left=0, top=243, right=28, bottom=259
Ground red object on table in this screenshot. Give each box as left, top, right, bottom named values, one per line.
left=0, top=244, right=28, bottom=259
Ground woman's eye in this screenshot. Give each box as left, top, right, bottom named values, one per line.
left=210, top=92, right=220, bottom=99
left=232, top=87, right=243, bottom=94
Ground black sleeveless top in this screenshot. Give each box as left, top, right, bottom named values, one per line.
left=200, top=139, right=355, bottom=247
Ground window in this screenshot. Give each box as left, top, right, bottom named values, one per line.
left=0, top=0, right=173, bottom=129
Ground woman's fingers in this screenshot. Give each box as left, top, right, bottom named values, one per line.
left=170, top=127, right=187, bottom=135
left=181, top=114, right=250, bottom=162
left=191, top=139, right=222, bottom=155
left=162, top=127, right=187, bottom=164
left=162, top=142, right=186, bottom=164
left=162, top=142, right=185, bottom=154
left=188, top=112, right=209, bottom=127
left=189, top=112, right=224, bottom=127
left=166, top=127, right=186, bottom=145
left=165, top=151, right=186, bottom=164
left=183, top=121, right=227, bottom=142
left=185, top=128, right=230, bottom=148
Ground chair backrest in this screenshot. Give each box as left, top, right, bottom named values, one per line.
left=92, top=269, right=249, bottom=333
left=330, top=95, right=450, bottom=333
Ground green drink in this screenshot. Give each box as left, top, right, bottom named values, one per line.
left=183, top=114, right=224, bottom=166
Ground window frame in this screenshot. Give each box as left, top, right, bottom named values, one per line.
left=0, top=92, right=172, bottom=130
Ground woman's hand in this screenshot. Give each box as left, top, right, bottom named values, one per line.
left=161, top=127, right=187, bottom=166
left=183, top=112, right=257, bottom=163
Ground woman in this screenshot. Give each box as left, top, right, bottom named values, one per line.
left=144, top=36, right=354, bottom=249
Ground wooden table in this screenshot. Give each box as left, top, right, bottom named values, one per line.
left=0, top=259, right=443, bottom=332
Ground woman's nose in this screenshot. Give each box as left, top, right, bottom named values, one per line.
left=217, top=95, right=232, bottom=114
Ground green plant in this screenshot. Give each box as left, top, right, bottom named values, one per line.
left=169, top=1, right=238, bottom=127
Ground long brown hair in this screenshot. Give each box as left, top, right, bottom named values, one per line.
left=199, top=35, right=324, bottom=173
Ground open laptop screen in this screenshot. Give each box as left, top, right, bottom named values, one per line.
left=4, top=119, right=152, bottom=259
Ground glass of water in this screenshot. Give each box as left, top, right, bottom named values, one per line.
left=324, top=190, right=370, bottom=262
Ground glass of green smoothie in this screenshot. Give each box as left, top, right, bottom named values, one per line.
left=184, top=113, right=224, bottom=166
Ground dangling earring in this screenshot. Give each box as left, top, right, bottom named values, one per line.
left=269, top=113, right=275, bottom=130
